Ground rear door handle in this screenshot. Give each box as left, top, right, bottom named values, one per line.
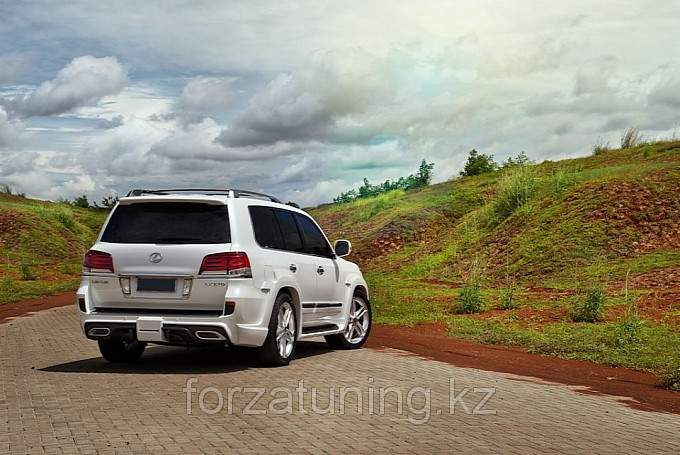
left=290, top=264, right=297, bottom=273
left=317, top=266, right=325, bottom=275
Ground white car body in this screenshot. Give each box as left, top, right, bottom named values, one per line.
left=77, top=189, right=371, bottom=365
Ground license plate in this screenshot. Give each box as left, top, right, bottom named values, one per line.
left=137, top=278, right=176, bottom=292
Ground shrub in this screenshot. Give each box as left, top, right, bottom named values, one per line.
left=19, top=263, right=37, bottom=281
left=572, top=286, right=605, bottom=322
left=620, top=127, right=645, bottom=149
left=614, top=310, right=645, bottom=346
left=53, top=208, right=76, bottom=230
left=501, top=151, right=535, bottom=169
left=455, top=284, right=484, bottom=314
left=614, top=270, right=645, bottom=345
left=453, top=257, right=485, bottom=314
left=498, top=285, right=521, bottom=310
left=494, top=166, right=538, bottom=218
left=661, top=368, right=680, bottom=391
left=71, top=195, right=91, bottom=208
left=591, top=137, right=611, bottom=155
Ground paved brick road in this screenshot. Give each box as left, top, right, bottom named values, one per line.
left=1, top=306, right=680, bottom=454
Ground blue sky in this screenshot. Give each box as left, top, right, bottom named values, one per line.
left=1, top=1, right=679, bottom=206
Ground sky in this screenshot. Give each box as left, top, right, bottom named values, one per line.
left=0, top=1, right=679, bottom=207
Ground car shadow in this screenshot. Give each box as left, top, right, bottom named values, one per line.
left=40, top=340, right=334, bottom=375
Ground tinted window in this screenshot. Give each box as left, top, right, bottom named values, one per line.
left=249, top=206, right=285, bottom=249
left=101, top=202, right=230, bottom=244
left=273, top=210, right=304, bottom=253
left=296, top=214, right=333, bottom=257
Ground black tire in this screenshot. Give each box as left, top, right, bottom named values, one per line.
left=325, top=291, right=372, bottom=350
left=258, top=293, right=297, bottom=367
left=98, top=339, right=147, bottom=363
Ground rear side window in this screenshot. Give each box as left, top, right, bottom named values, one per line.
left=296, top=214, right=333, bottom=257
left=250, top=206, right=332, bottom=257
left=273, top=210, right=304, bottom=253
left=249, top=206, right=285, bottom=249
left=101, top=202, right=231, bottom=244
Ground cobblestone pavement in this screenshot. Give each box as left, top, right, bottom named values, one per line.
left=1, top=306, right=680, bottom=454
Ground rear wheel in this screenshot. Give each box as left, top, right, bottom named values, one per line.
left=325, top=292, right=371, bottom=349
left=258, top=293, right=297, bottom=367
left=98, top=339, right=146, bottom=363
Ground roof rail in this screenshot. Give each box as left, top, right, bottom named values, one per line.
left=125, top=188, right=282, bottom=203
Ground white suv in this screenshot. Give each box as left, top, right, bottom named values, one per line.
left=77, top=189, right=371, bottom=366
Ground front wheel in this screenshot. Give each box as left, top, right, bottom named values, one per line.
left=325, top=292, right=372, bottom=350
left=98, top=339, right=147, bottom=363
left=258, top=293, right=297, bottom=367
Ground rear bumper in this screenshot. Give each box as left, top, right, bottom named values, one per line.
left=83, top=320, right=231, bottom=344
left=79, top=312, right=268, bottom=347
left=77, top=280, right=271, bottom=347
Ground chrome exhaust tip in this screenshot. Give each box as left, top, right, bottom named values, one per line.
left=194, top=330, right=227, bottom=341
left=87, top=327, right=111, bottom=338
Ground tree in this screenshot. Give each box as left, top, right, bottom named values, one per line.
left=99, top=195, right=119, bottom=209
left=72, top=195, right=90, bottom=208
left=460, top=150, right=497, bottom=176
left=286, top=201, right=300, bottom=209
left=415, top=159, right=435, bottom=187
left=501, top=151, right=535, bottom=169
left=332, top=159, right=435, bottom=203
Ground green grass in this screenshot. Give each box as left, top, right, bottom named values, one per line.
left=447, top=317, right=680, bottom=373
left=0, top=194, right=106, bottom=304
left=366, top=272, right=448, bottom=325
left=572, top=287, right=606, bottom=323
left=0, top=276, right=81, bottom=303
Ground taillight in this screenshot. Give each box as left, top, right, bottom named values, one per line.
left=83, top=250, right=114, bottom=273
left=199, top=252, right=251, bottom=277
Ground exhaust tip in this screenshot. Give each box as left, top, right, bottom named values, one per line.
left=194, top=330, right=226, bottom=341
left=87, top=327, right=111, bottom=338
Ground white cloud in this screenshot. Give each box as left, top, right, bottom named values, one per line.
left=274, top=156, right=323, bottom=184
left=0, top=150, right=38, bottom=176
left=574, top=56, right=619, bottom=96
left=169, top=77, right=233, bottom=125
left=281, top=179, right=347, bottom=208
left=60, top=174, right=96, bottom=194
left=95, top=115, right=124, bottom=129
left=0, top=52, right=30, bottom=83
left=84, top=117, right=169, bottom=176
left=216, top=48, right=405, bottom=147
left=0, top=107, right=23, bottom=148
left=3, top=56, right=128, bottom=118
left=649, top=70, right=680, bottom=108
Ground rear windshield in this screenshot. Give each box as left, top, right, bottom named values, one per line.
left=101, top=202, right=231, bottom=244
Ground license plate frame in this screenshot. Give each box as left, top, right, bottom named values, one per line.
left=137, top=278, right=176, bottom=292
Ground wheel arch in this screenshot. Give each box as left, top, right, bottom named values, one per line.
left=353, top=284, right=369, bottom=300
left=343, top=272, right=369, bottom=303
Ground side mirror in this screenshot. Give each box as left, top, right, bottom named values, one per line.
left=334, top=240, right=352, bottom=258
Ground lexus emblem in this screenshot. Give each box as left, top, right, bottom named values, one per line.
left=149, top=252, right=163, bottom=263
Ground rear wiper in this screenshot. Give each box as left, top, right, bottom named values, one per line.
left=155, top=237, right=203, bottom=244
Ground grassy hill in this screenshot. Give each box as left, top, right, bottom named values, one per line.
left=309, top=141, right=680, bottom=387
left=0, top=194, right=107, bottom=302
